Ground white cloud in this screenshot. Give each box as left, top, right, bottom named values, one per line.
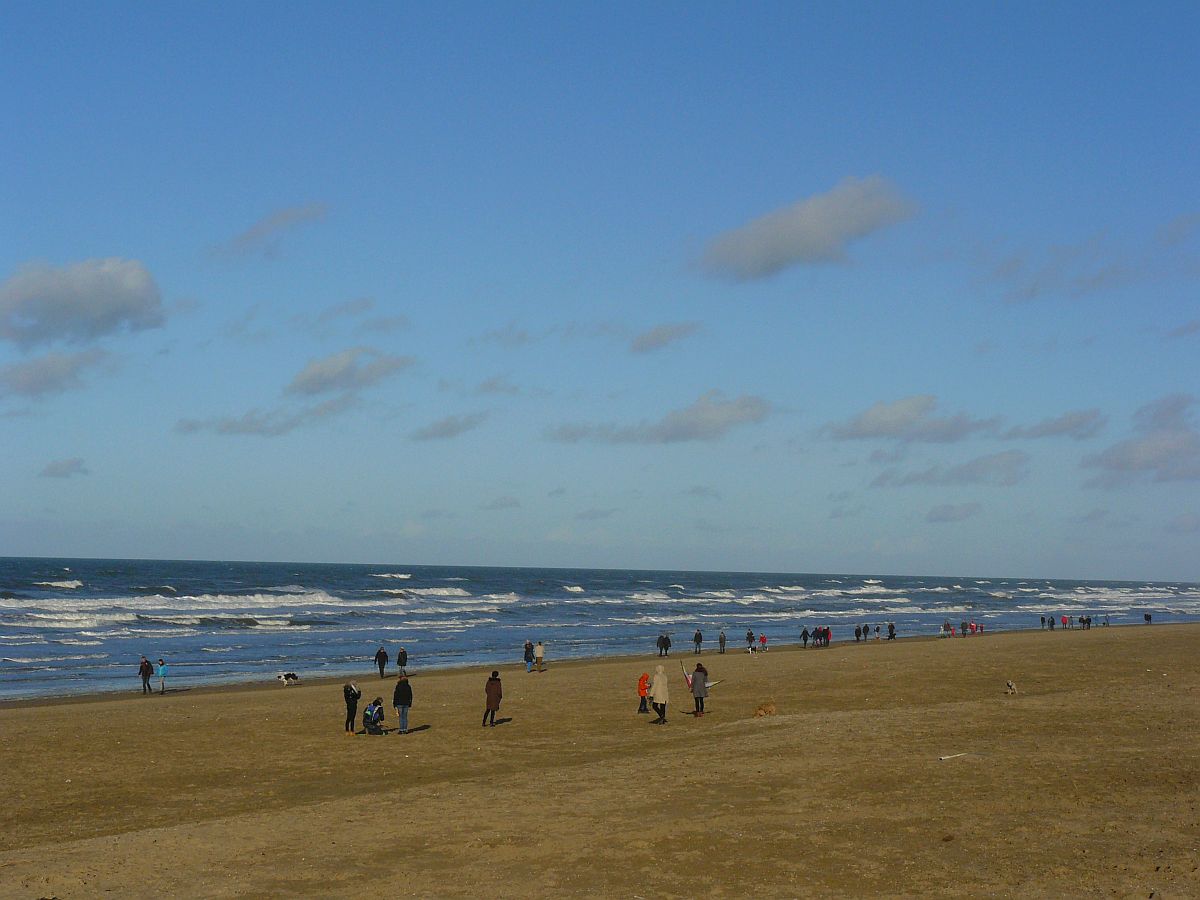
left=872, top=450, right=1030, bottom=488
left=828, top=395, right=998, bottom=443
left=547, top=390, right=771, bottom=444
left=0, top=349, right=107, bottom=398
left=1003, top=408, right=1106, bottom=441
left=286, top=347, right=413, bottom=396
left=409, top=412, right=486, bottom=441
left=630, top=322, right=700, bottom=354
left=39, top=457, right=88, bottom=478
left=1084, top=394, right=1200, bottom=487
left=175, top=393, right=357, bottom=438
left=702, top=175, right=915, bottom=280
left=0, top=258, right=163, bottom=348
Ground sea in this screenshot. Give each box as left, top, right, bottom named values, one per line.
left=1, top=557, right=1197, bottom=700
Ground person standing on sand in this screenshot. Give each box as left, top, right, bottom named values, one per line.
left=397, top=646, right=408, bottom=674
left=534, top=641, right=545, bottom=672
left=483, top=671, right=503, bottom=726
left=746, top=629, right=754, bottom=650
left=524, top=640, right=535, bottom=673
left=649, top=664, right=669, bottom=725
left=138, top=656, right=154, bottom=694
left=718, top=630, right=726, bottom=654
left=855, top=625, right=862, bottom=643
left=691, top=662, right=709, bottom=717
left=759, top=633, right=767, bottom=652
left=343, top=682, right=362, bottom=734
left=392, top=674, right=412, bottom=734
left=637, top=672, right=650, bottom=714
left=156, top=658, right=169, bottom=694
left=374, top=646, right=389, bottom=678
left=801, top=627, right=810, bottom=649
left=693, top=629, right=703, bottom=654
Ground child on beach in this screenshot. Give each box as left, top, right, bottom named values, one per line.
left=759, top=633, right=768, bottom=652
left=637, top=672, right=650, bottom=713
left=363, top=697, right=385, bottom=734
left=156, top=658, right=168, bottom=694
left=343, top=682, right=362, bottom=734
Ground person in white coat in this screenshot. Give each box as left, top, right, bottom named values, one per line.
left=650, top=664, right=669, bottom=725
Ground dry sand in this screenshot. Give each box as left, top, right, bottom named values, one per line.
left=1, top=625, right=1197, bottom=898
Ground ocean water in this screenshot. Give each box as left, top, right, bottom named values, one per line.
left=1, top=557, right=1197, bottom=700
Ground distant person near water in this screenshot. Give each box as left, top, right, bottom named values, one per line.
left=156, top=658, right=169, bottom=694
left=374, top=646, right=389, bottom=678
left=524, top=640, right=535, bottom=672
left=887, top=622, right=896, bottom=640
left=392, top=674, right=412, bottom=734
left=693, top=629, right=703, bottom=654
left=691, top=662, right=709, bottom=717
left=759, top=632, right=768, bottom=652
left=745, top=629, right=754, bottom=650
left=397, top=646, right=408, bottom=673
left=657, top=633, right=671, bottom=657
left=138, top=656, right=153, bottom=694
left=718, top=630, right=726, bottom=654
left=801, top=627, right=810, bottom=648
left=637, top=671, right=650, bottom=714
left=483, top=671, right=503, bottom=726
left=343, top=682, right=362, bottom=734
left=650, top=664, right=669, bottom=725
left=534, top=641, right=545, bottom=672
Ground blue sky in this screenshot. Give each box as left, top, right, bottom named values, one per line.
left=2, top=3, right=1198, bottom=580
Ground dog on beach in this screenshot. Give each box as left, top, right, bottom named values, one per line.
left=754, top=702, right=776, bottom=717
left=1005, top=680, right=1018, bottom=694
left=277, top=672, right=301, bottom=685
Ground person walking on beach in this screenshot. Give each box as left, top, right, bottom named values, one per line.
left=887, top=622, right=896, bottom=640
left=138, top=656, right=154, bottom=694
left=691, top=662, right=709, bottom=717
left=718, top=630, right=727, bottom=654
left=855, top=625, right=862, bottom=643
left=156, top=658, right=169, bottom=694
left=693, top=629, right=703, bottom=654
left=343, top=682, right=362, bottom=734
left=483, top=671, right=503, bottom=726
left=374, top=646, right=389, bottom=678
left=534, top=641, right=545, bottom=672
left=1040, top=615, right=1046, bottom=630
left=759, top=632, right=768, bottom=652
left=523, top=640, right=535, bottom=673
left=649, top=664, right=669, bottom=725
left=637, top=672, right=650, bottom=714
left=745, top=628, right=755, bottom=651
left=801, top=627, right=810, bottom=649
left=392, top=674, right=412, bottom=734
left=397, top=646, right=408, bottom=674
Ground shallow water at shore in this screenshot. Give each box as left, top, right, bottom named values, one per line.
left=2, top=556, right=1197, bottom=699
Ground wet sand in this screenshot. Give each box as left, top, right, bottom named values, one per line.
left=1, top=624, right=1197, bottom=898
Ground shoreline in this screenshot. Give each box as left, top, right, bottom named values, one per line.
left=0, top=618, right=1168, bottom=709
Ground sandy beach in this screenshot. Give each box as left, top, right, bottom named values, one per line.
left=1, top=624, right=1197, bottom=898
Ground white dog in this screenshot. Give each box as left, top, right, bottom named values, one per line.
left=277, top=672, right=301, bottom=685
left=1005, top=680, right=1018, bottom=694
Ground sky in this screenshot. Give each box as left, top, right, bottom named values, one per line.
left=2, top=3, right=1198, bottom=580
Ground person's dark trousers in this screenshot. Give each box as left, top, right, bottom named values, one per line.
left=694, top=697, right=705, bottom=714
left=141, top=676, right=151, bottom=694
left=483, top=709, right=496, bottom=726
left=638, top=696, right=648, bottom=713
left=694, top=643, right=701, bottom=654
left=377, top=663, right=386, bottom=678
left=651, top=702, right=666, bottom=723
left=345, top=703, right=357, bottom=732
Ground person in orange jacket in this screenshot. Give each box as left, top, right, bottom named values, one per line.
left=637, top=672, right=650, bottom=714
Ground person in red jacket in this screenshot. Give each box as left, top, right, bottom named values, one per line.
left=637, top=672, right=650, bottom=714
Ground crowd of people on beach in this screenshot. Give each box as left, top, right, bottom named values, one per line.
left=1038, top=614, right=1109, bottom=630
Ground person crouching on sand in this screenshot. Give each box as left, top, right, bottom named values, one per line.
left=650, top=664, right=669, bottom=725
left=483, top=671, right=503, bottom=726
left=692, top=662, right=708, bottom=717
left=637, top=672, right=650, bottom=714
left=343, top=682, right=362, bottom=734
left=363, top=697, right=386, bottom=734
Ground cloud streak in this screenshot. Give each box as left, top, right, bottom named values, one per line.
left=630, top=322, right=700, bottom=354
left=828, top=395, right=998, bottom=443
left=1003, top=408, right=1106, bottom=441
left=0, top=349, right=107, bottom=398
left=1083, top=394, right=1200, bottom=487
left=926, top=502, right=981, bottom=523
left=410, top=412, right=486, bottom=441
left=215, top=203, right=328, bottom=258
left=39, top=457, right=89, bottom=478
left=702, top=175, right=915, bottom=280
left=286, top=347, right=413, bottom=396
left=872, top=450, right=1030, bottom=487
left=548, top=390, right=771, bottom=444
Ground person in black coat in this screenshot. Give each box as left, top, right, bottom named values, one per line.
left=374, top=646, right=389, bottom=678
left=343, top=682, right=362, bottom=734
left=392, top=674, right=413, bottom=734
left=397, top=646, right=408, bottom=673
